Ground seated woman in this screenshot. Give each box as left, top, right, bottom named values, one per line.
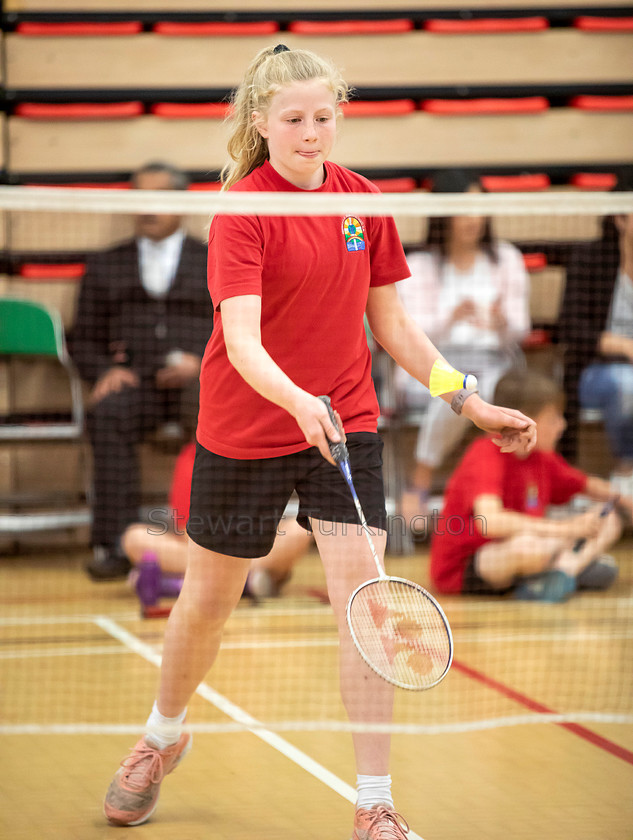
left=574, top=179, right=633, bottom=497
left=396, top=170, right=531, bottom=526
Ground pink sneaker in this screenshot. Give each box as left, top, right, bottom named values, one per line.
left=353, top=804, right=410, bottom=839
left=104, top=733, right=192, bottom=826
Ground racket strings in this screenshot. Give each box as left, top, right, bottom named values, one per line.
left=348, top=579, right=452, bottom=690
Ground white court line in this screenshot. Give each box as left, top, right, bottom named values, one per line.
left=457, top=630, right=633, bottom=643
left=441, top=594, right=633, bottom=611
left=1, top=592, right=630, bottom=626
left=0, top=612, right=139, bottom=626
left=0, top=637, right=339, bottom=660
left=4, top=629, right=632, bottom=661
left=0, top=604, right=331, bottom=627
left=0, top=644, right=131, bottom=660
left=93, top=615, right=426, bottom=840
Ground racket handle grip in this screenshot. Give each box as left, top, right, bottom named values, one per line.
left=572, top=497, right=618, bottom=552
left=318, top=395, right=349, bottom=464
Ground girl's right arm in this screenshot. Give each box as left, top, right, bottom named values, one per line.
left=220, top=294, right=340, bottom=463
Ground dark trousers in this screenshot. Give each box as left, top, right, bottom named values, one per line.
left=87, top=381, right=196, bottom=548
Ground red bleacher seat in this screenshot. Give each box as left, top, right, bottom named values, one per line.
left=421, top=97, right=549, bottom=115
left=153, top=21, right=279, bottom=36
left=481, top=174, right=551, bottom=192
left=15, top=102, right=143, bottom=120
left=424, top=18, right=548, bottom=33
left=370, top=177, right=417, bottom=192
left=522, top=252, right=548, bottom=271
left=19, top=263, right=86, bottom=280
left=570, top=95, right=633, bottom=111
left=569, top=172, right=617, bottom=189
left=288, top=20, right=413, bottom=35
left=341, top=100, right=416, bottom=117
left=573, top=16, right=633, bottom=32
left=522, top=328, right=551, bottom=348
left=150, top=103, right=230, bottom=119
left=188, top=182, right=223, bottom=191
left=24, top=182, right=131, bottom=189
left=16, top=22, right=143, bottom=36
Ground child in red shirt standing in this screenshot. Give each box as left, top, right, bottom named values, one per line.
left=431, top=371, right=632, bottom=601
left=103, top=44, right=536, bottom=839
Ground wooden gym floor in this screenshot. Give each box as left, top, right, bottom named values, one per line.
left=1, top=539, right=632, bottom=840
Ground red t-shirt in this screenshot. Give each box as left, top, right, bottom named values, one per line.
left=197, top=160, right=410, bottom=458
left=430, top=437, right=588, bottom=594
left=168, top=441, right=196, bottom=533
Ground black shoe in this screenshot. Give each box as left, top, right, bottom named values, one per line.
left=86, top=545, right=131, bottom=581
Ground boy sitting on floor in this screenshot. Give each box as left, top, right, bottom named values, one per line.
left=430, top=371, right=633, bottom=602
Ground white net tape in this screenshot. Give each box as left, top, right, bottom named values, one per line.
left=0, top=185, right=632, bottom=217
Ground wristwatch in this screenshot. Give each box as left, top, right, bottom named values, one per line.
left=450, top=388, right=479, bottom=415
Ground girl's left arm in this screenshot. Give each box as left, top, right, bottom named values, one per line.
left=366, top=282, right=445, bottom=390
left=366, top=283, right=537, bottom=453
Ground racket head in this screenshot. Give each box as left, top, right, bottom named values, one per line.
left=346, top=576, right=453, bottom=691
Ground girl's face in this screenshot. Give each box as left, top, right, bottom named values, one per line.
left=254, top=79, right=338, bottom=190
left=448, top=186, right=486, bottom=249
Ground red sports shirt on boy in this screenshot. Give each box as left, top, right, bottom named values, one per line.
left=430, top=437, right=587, bottom=593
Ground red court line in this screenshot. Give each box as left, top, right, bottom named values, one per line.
left=452, top=658, right=633, bottom=766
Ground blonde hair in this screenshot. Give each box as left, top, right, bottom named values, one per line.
left=221, top=45, right=350, bottom=189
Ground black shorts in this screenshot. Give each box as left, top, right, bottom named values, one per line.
left=187, top=432, right=387, bottom=558
left=462, top=555, right=514, bottom=596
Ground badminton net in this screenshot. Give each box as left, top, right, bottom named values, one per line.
left=0, top=185, right=631, bottom=737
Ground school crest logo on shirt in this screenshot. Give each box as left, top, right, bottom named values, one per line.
left=525, top=483, right=539, bottom=510
left=342, top=216, right=366, bottom=252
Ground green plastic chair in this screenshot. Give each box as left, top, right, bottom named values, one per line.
left=0, top=297, right=84, bottom=439
left=0, top=297, right=90, bottom=533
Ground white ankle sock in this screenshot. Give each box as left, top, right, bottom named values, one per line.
left=356, top=774, right=394, bottom=809
left=145, top=701, right=186, bottom=750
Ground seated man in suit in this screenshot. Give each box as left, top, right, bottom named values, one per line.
left=70, top=162, right=212, bottom=580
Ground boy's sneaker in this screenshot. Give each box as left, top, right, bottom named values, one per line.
left=104, top=733, right=192, bottom=826
left=352, top=804, right=410, bottom=839
left=577, top=554, right=618, bottom=590
left=514, top=569, right=576, bottom=603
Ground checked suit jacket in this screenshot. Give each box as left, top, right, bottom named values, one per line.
left=70, top=235, right=212, bottom=383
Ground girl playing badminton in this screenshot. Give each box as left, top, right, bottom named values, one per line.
left=104, top=44, right=536, bottom=839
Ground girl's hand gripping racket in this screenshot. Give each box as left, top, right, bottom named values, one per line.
left=319, top=396, right=454, bottom=691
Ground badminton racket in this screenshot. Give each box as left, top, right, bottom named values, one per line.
left=319, top=395, right=453, bottom=690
